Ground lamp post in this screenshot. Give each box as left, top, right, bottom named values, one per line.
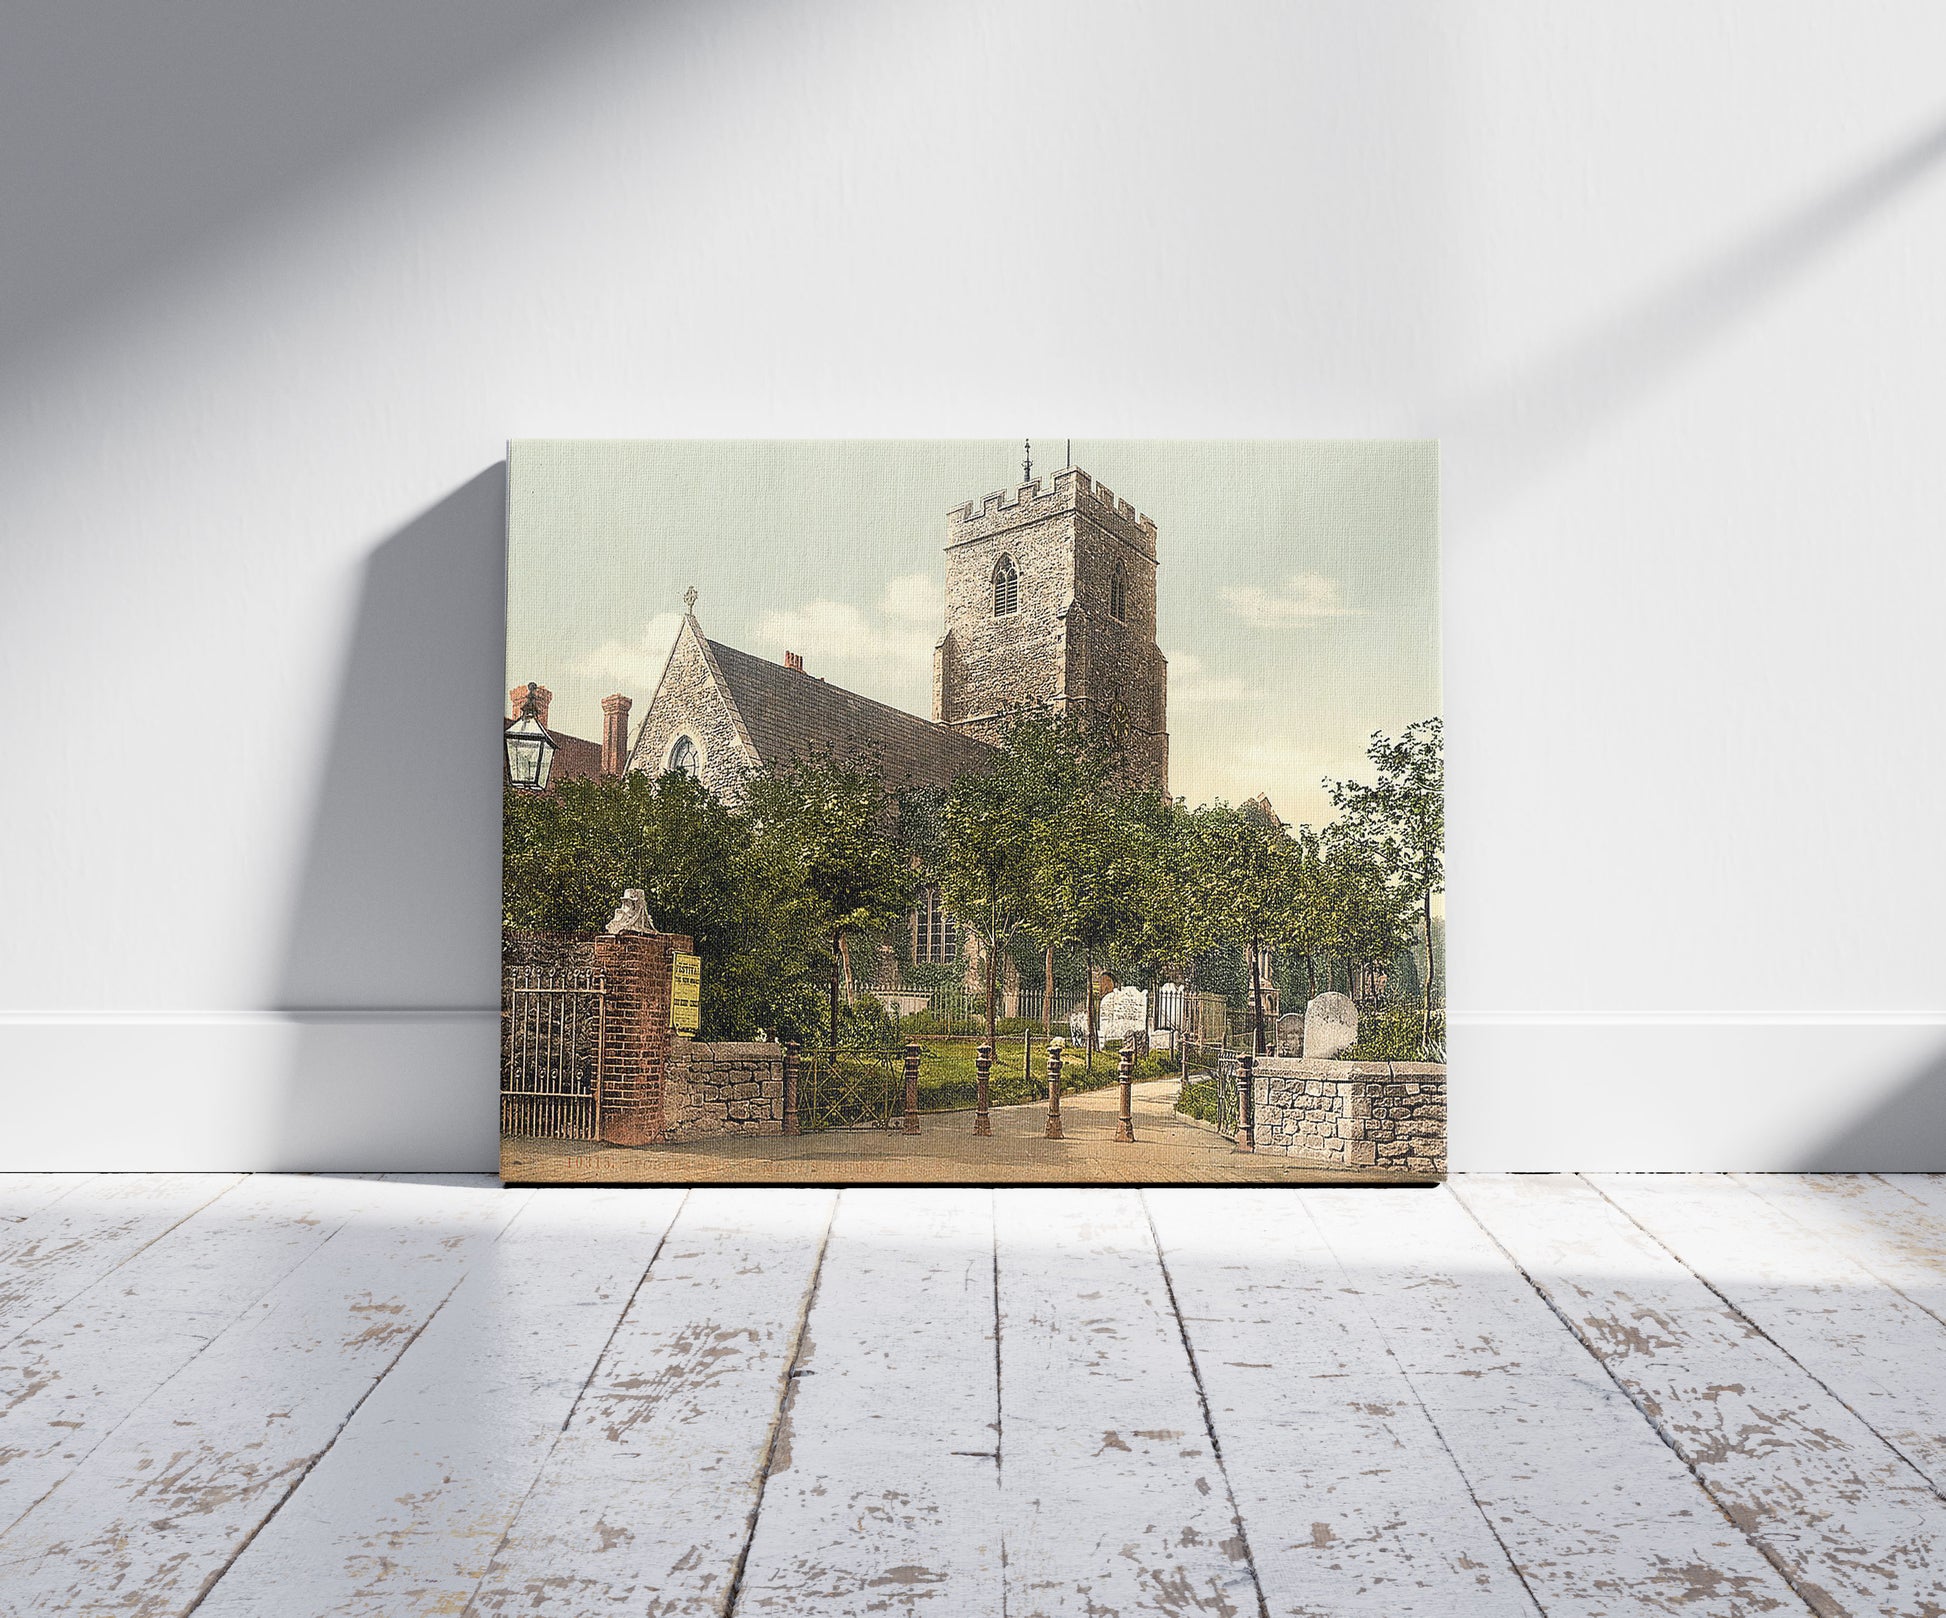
left=504, top=682, right=558, bottom=791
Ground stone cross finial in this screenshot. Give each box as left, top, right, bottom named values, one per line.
left=682, top=585, right=698, bottom=614
left=604, top=889, right=657, bottom=936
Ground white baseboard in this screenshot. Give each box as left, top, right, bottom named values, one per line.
left=1, top=1013, right=1940, bottom=1172
left=0, top=1013, right=499, bottom=1172
left=1449, top=1017, right=1946, bottom=1171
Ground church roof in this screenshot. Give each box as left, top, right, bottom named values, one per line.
left=705, top=637, right=996, bottom=793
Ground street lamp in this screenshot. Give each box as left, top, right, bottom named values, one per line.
left=504, top=682, right=557, bottom=791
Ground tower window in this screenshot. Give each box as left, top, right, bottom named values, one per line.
left=914, top=887, right=959, bottom=963
left=668, top=735, right=698, bottom=777
left=992, top=554, right=1019, bottom=617
left=1109, top=562, right=1127, bottom=621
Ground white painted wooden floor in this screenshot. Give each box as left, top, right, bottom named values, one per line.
left=2, top=1176, right=1943, bottom=1616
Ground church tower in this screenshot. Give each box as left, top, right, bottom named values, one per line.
left=933, top=466, right=1168, bottom=792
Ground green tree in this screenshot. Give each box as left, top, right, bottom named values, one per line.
left=1269, top=822, right=1328, bottom=1009
left=1328, top=719, right=1444, bottom=1039
left=502, top=772, right=822, bottom=1039
left=1032, top=780, right=1159, bottom=1066
left=1180, top=799, right=1302, bottom=1055
left=938, top=757, right=1039, bottom=1048
left=744, top=751, right=918, bottom=1046
left=954, top=713, right=1124, bottom=1037
left=1114, top=794, right=1216, bottom=1045
left=1316, top=823, right=1411, bottom=1009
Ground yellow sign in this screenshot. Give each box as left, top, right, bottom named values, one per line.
left=670, top=952, right=702, bottom=1033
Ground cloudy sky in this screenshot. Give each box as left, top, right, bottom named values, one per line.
left=507, top=439, right=1438, bottom=831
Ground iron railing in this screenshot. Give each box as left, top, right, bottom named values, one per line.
left=500, top=966, right=607, bottom=1140
left=793, top=1045, right=908, bottom=1132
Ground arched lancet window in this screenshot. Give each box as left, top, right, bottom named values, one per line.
left=668, top=735, right=698, bottom=777
left=992, top=554, right=1019, bottom=617
left=1108, top=561, right=1127, bottom=621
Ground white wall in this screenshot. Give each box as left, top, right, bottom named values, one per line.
left=5, top=1, right=1943, bottom=1171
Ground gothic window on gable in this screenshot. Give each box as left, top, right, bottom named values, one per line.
left=914, top=887, right=960, bottom=963
left=992, top=554, right=1019, bottom=617
left=668, top=735, right=699, bottom=777
left=1109, top=561, right=1127, bottom=621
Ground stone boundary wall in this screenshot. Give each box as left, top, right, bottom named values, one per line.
left=1220, top=1055, right=1446, bottom=1178
left=664, top=1040, right=785, bottom=1142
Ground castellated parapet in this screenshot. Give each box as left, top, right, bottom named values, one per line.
left=946, top=469, right=1159, bottom=561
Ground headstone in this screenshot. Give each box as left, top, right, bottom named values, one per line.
left=1303, top=992, right=1358, bottom=1061
left=1276, top=1011, right=1305, bottom=1057
left=604, top=888, right=657, bottom=935
left=1097, top=986, right=1148, bottom=1044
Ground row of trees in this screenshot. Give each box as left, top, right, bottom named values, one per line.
left=502, top=713, right=1443, bottom=1051
left=933, top=714, right=1443, bottom=1054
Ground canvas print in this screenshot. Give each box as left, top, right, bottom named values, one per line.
left=502, top=441, right=1443, bottom=1184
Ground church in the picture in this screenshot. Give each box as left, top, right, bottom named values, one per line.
left=626, top=464, right=1171, bottom=800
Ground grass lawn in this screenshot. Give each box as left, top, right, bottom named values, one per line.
left=914, top=1038, right=1176, bottom=1112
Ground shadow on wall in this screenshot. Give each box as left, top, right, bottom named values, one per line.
left=1796, top=1046, right=1946, bottom=1173
left=1446, top=110, right=1946, bottom=516
left=0, top=0, right=642, bottom=377
left=270, top=466, right=507, bottom=1171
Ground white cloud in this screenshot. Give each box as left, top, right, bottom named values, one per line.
left=1165, top=649, right=1260, bottom=706
left=575, top=611, right=684, bottom=696
left=1221, top=572, right=1358, bottom=627
left=753, top=596, right=936, bottom=676
left=877, top=572, right=938, bottom=625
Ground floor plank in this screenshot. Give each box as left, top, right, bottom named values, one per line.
left=0, top=1174, right=397, bottom=1536
left=1734, top=1175, right=1946, bottom=1325
left=1458, top=1174, right=1946, bottom=1617
left=1146, top=1188, right=1539, bottom=1616
left=0, top=1173, right=96, bottom=1222
left=464, top=1187, right=836, bottom=1616
left=1307, top=1186, right=1806, bottom=1615
left=0, top=1173, right=244, bottom=1347
left=993, top=1187, right=1260, bottom=1618
left=191, top=1186, right=687, bottom=1618
left=1593, top=1174, right=1946, bottom=1499
left=0, top=1176, right=525, bottom=1616
left=732, top=1188, right=1003, bottom=1615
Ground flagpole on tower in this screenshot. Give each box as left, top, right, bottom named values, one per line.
left=1023, top=439, right=1032, bottom=483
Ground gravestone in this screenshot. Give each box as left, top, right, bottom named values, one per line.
left=1276, top=1011, right=1305, bottom=1057
left=1098, top=986, right=1148, bottom=1044
left=1303, top=992, right=1359, bottom=1061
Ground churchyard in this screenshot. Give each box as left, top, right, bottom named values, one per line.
left=502, top=707, right=1444, bottom=1182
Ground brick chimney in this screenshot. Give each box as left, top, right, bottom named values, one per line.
left=784, top=651, right=804, bottom=672
left=601, top=693, right=633, bottom=776
left=510, top=683, right=552, bottom=726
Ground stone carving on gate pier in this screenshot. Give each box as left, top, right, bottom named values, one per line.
left=604, top=889, right=658, bottom=936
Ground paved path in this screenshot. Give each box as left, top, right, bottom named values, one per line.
left=502, top=1079, right=1415, bottom=1184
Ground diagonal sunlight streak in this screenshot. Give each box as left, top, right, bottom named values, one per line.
left=1445, top=110, right=1946, bottom=515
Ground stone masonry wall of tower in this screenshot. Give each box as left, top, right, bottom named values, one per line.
left=933, top=467, right=1169, bottom=793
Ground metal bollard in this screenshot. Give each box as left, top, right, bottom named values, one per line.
left=974, top=1043, right=993, bottom=1137
left=782, top=1040, right=800, bottom=1137
left=1116, top=1041, right=1135, bottom=1143
left=1044, top=1038, right=1065, bottom=1140
left=1235, top=1052, right=1256, bottom=1153
left=902, top=1042, right=921, bottom=1134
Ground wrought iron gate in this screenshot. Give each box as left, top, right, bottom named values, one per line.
left=797, top=1046, right=903, bottom=1131
left=501, top=967, right=607, bottom=1139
